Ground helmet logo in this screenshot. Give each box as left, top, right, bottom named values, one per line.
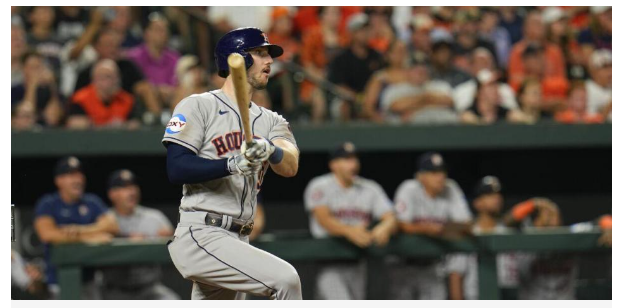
left=261, top=32, right=269, bottom=43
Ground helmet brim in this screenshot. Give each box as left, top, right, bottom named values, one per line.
left=265, top=44, right=284, bottom=58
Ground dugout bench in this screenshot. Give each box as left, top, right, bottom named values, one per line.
left=50, top=228, right=610, bottom=300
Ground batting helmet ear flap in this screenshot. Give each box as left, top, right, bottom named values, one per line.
left=214, top=27, right=283, bottom=78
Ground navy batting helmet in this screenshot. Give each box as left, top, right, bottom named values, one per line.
left=214, top=27, right=283, bottom=78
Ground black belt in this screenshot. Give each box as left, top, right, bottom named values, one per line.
left=178, top=211, right=254, bottom=236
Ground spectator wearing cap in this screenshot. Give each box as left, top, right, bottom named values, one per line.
left=453, top=48, right=518, bottom=113
left=508, top=10, right=568, bottom=110
left=390, top=152, right=472, bottom=300
left=379, top=60, right=455, bottom=124
left=428, top=28, right=472, bottom=88
left=11, top=50, right=64, bottom=130
left=451, top=8, right=499, bottom=72
left=362, top=39, right=410, bottom=122
left=127, top=13, right=180, bottom=106
left=408, top=13, right=434, bottom=64
left=585, top=49, right=612, bottom=120
left=327, top=13, right=383, bottom=121
left=304, top=142, right=396, bottom=299
left=299, top=6, right=347, bottom=123
left=33, top=156, right=119, bottom=299
left=67, top=59, right=140, bottom=129
left=101, top=169, right=179, bottom=300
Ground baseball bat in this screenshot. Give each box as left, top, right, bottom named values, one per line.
left=227, top=53, right=254, bottom=148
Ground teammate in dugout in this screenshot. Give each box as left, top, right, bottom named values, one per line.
left=303, top=142, right=397, bottom=299
left=389, top=152, right=473, bottom=300
left=163, top=27, right=302, bottom=300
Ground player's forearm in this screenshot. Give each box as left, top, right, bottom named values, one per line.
left=78, top=214, right=119, bottom=235
left=398, top=222, right=438, bottom=236
left=377, top=213, right=398, bottom=234
left=318, top=216, right=354, bottom=237
left=270, top=139, right=299, bottom=177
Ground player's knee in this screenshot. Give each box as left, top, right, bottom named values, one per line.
left=275, top=266, right=301, bottom=292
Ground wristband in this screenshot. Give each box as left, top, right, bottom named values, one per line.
left=269, top=146, right=284, bottom=164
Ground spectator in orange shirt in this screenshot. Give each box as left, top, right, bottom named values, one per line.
left=516, top=43, right=568, bottom=111
left=555, top=81, right=604, bottom=124
left=508, top=10, right=568, bottom=110
left=67, top=59, right=139, bottom=129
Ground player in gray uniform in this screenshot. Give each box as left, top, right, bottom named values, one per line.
left=163, top=27, right=302, bottom=300
left=102, top=169, right=179, bottom=300
left=304, top=142, right=397, bottom=300
left=390, top=152, right=473, bottom=300
left=462, top=176, right=519, bottom=300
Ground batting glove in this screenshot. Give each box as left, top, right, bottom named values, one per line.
left=242, top=138, right=275, bottom=163
left=227, top=154, right=262, bottom=176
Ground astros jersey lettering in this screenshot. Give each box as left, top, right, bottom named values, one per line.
left=162, top=89, right=297, bottom=221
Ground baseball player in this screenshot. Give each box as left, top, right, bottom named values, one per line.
left=389, top=152, right=473, bottom=300
left=462, top=176, right=519, bottom=300
left=163, top=27, right=302, bottom=300
left=303, top=142, right=397, bottom=299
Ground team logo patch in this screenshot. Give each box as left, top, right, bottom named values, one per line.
left=261, top=32, right=269, bottom=43
left=166, top=114, right=187, bottom=134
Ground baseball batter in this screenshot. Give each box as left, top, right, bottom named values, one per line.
left=163, top=27, right=302, bottom=300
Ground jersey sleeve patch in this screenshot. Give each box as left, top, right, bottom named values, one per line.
left=165, top=114, right=187, bottom=134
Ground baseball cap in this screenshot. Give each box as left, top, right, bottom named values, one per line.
left=590, top=49, right=612, bottom=69
left=542, top=7, right=566, bottom=24
left=54, top=156, right=83, bottom=176
left=108, top=169, right=138, bottom=190
left=430, top=28, right=454, bottom=50
left=330, top=142, right=357, bottom=160
left=473, top=176, right=502, bottom=198
left=347, top=13, right=369, bottom=32
left=417, top=152, right=447, bottom=173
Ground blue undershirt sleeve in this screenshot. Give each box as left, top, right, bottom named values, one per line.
left=166, top=143, right=231, bottom=184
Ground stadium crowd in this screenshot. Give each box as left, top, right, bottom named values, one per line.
left=11, top=6, right=612, bottom=129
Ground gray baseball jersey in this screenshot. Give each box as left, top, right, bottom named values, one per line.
left=162, top=89, right=297, bottom=221
left=394, top=178, right=472, bottom=224
left=391, top=178, right=473, bottom=299
left=304, top=173, right=393, bottom=238
left=164, top=89, right=302, bottom=300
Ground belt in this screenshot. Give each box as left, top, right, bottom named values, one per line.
left=178, top=211, right=254, bottom=236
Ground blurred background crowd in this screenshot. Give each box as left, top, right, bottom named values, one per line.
left=11, top=6, right=612, bottom=130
